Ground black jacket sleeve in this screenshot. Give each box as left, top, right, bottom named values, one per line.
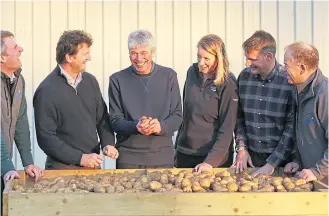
left=92, top=77, right=115, bottom=149
left=33, top=88, right=83, bottom=166
left=1, top=136, right=16, bottom=176
left=204, top=78, right=238, bottom=167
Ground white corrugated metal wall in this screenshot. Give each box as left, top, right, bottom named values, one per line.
left=1, top=0, right=328, bottom=169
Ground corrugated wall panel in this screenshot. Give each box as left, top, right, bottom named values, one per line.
left=1, top=0, right=328, bottom=170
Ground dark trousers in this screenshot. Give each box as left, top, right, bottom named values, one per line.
left=249, top=150, right=290, bottom=167
left=116, top=163, right=173, bottom=169
left=174, top=151, right=234, bottom=168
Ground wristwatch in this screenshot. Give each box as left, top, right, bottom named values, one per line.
left=235, top=145, right=248, bottom=153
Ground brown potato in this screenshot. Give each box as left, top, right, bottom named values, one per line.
left=93, top=185, right=106, bottom=193
left=149, top=181, right=162, bottom=191
left=226, top=182, right=238, bottom=192
left=181, top=179, right=192, bottom=188
left=239, top=184, right=252, bottom=192
left=163, top=184, right=173, bottom=190
left=219, top=170, right=231, bottom=177
left=106, top=185, right=115, bottom=193
left=199, top=178, right=211, bottom=189
left=223, top=176, right=235, bottom=183
left=183, top=186, right=192, bottom=193
left=115, top=186, right=125, bottom=193
left=284, top=182, right=296, bottom=190
left=294, top=179, right=306, bottom=186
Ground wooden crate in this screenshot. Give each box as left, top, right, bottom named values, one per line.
left=3, top=168, right=328, bottom=216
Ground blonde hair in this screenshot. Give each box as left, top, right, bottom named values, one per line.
left=197, top=34, right=229, bottom=85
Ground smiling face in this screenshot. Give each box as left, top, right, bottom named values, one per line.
left=197, top=47, right=218, bottom=75
left=129, top=45, right=153, bottom=74
left=284, top=50, right=304, bottom=85
left=67, top=43, right=91, bottom=73
left=244, top=49, right=269, bottom=76
left=1, top=36, right=23, bottom=73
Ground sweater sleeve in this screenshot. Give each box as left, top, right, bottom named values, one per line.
left=92, top=77, right=115, bottom=149
left=33, top=88, right=83, bottom=166
left=14, top=76, right=34, bottom=167
left=158, top=72, right=183, bottom=136
left=204, top=79, right=238, bottom=167
left=108, top=75, right=139, bottom=135
left=1, top=136, right=16, bottom=176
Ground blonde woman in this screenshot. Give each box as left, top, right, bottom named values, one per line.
left=175, top=34, right=238, bottom=172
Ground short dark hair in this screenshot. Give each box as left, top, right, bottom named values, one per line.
left=242, top=30, right=276, bottom=55
left=56, top=30, right=93, bottom=64
left=1, top=30, right=14, bottom=55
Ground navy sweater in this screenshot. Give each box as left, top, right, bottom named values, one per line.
left=33, top=66, right=115, bottom=168
left=109, top=63, right=182, bottom=165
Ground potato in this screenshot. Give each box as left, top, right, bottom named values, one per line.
left=192, top=184, right=204, bottom=192
left=294, top=179, right=306, bottom=186
left=275, top=185, right=285, bottom=191
left=115, top=186, right=125, bottom=193
left=223, top=176, right=235, bottom=183
left=133, top=182, right=142, bottom=189
left=239, top=184, right=252, bottom=192
left=220, top=179, right=229, bottom=185
left=163, top=184, right=173, bottom=190
left=155, top=188, right=167, bottom=193
left=123, top=182, right=133, bottom=189
left=93, top=185, right=106, bottom=193
left=284, top=182, right=296, bottom=190
left=149, top=181, right=162, bottom=191
left=184, top=173, right=194, bottom=179
left=219, top=171, right=231, bottom=177
left=139, top=175, right=149, bottom=184
left=162, top=170, right=172, bottom=175
left=106, top=185, right=115, bottom=193
left=226, top=182, right=238, bottom=192
left=199, top=178, right=211, bottom=189
left=245, top=175, right=253, bottom=181
left=159, top=174, right=169, bottom=184
left=271, top=177, right=283, bottom=186
left=183, top=186, right=192, bottom=193
left=181, top=179, right=192, bottom=188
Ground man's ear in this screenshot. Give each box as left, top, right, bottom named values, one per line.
left=65, top=53, right=72, bottom=63
left=266, top=52, right=275, bottom=62
left=300, top=64, right=307, bottom=75
left=1, top=55, right=7, bottom=63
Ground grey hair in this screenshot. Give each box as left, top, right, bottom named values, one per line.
left=1, top=30, right=14, bottom=55
left=128, top=29, right=156, bottom=53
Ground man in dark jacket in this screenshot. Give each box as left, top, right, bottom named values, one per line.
left=1, top=30, right=43, bottom=180
left=283, top=42, right=328, bottom=183
left=33, top=30, right=118, bottom=169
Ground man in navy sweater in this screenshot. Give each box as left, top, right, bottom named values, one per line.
left=33, top=30, right=118, bottom=169
left=109, top=30, right=182, bottom=168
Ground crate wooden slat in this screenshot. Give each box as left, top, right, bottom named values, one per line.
left=3, top=168, right=328, bottom=216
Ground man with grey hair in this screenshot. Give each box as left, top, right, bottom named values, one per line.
left=283, top=42, right=328, bottom=183
left=1, top=30, right=43, bottom=180
left=109, top=29, right=182, bottom=168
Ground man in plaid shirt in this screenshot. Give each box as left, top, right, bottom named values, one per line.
left=232, top=30, right=294, bottom=176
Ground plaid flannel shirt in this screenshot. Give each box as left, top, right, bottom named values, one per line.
left=235, top=63, right=294, bottom=166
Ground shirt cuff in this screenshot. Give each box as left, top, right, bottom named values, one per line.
left=21, top=153, right=34, bottom=167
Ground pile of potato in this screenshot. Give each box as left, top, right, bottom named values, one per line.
left=12, top=169, right=313, bottom=193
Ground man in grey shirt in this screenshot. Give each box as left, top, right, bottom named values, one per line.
left=108, top=30, right=182, bottom=168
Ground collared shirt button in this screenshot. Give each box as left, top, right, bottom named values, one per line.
left=258, top=113, right=261, bottom=115
left=257, top=127, right=260, bottom=129
left=259, top=141, right=262, bottom=143
left=260, top=98, right=262, bottom=101
left=262, top=84, right=265, bottom=87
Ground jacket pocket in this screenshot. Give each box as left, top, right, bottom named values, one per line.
left=301, top=113, right=318, bottom=144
